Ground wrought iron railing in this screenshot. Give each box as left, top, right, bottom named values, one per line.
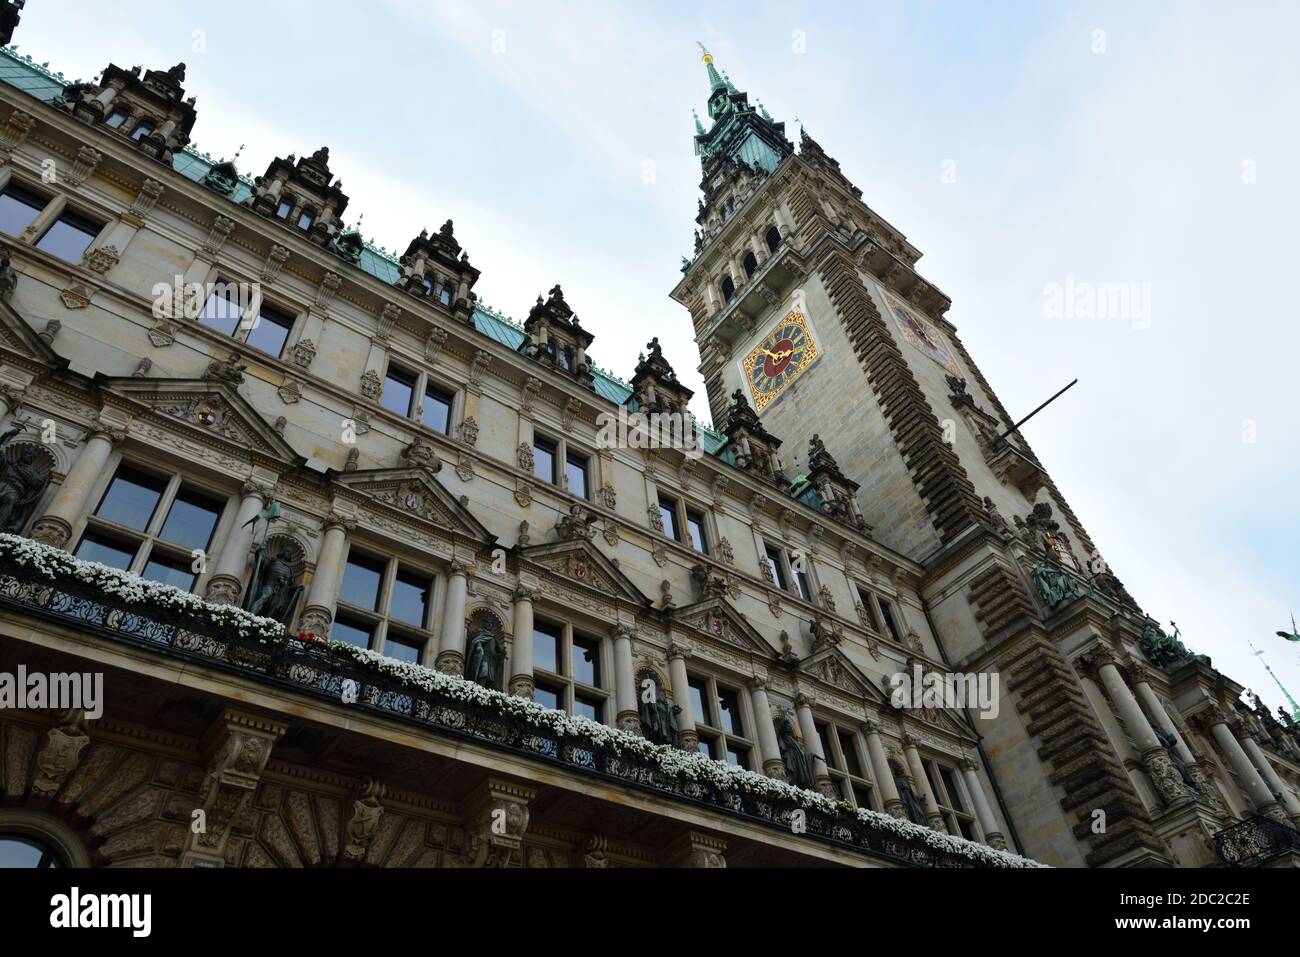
left=0, top=556, right=1024, bottom=868
left=1213, top=815, right=1300, bottom=867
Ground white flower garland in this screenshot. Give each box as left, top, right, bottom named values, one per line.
left=0, top=533, right=1044, bottom=867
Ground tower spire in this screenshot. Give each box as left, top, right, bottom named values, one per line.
left=697, top=41, right=725, bottom=92
left=1250, top=640, right=1300, bottom=722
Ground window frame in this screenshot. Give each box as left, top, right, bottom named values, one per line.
left=74, top=461, right=231, bottom=595
left=531, top=615, right=610, bottom=722
left=924, top=757, right=980, bottom=841
left=531, top=430, right=592, bottom=501
left=0, top=179, right=50, bottom=238
left=687, top=671, right=755, bottom=770
left=34, top=205, right=105, bottom=263
left=657, top=492, right=710, bottom=555
left=816, top=720, right=878, bottom=810
left=763, top=541, right=811, bottom=601
left=333, top=546, right=440, bottom=664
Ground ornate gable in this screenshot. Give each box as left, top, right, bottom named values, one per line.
left=520, top=539, right=649, bottom=607
left=335, top=467, right=493, bottom=545
left=674, top=596, right=779, bottom=657
left=801, top=642, right=884, bottom=704
left=97, top=377, right=301, bottom=466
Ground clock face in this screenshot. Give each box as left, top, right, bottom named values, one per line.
left=741, top=309, right=820, bottom=412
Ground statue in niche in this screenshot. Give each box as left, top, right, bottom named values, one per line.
left=774, top=706, right=814, bottom=790
left=465, top=628, right=505, bottom=690
left=0, top=422, right=51, bottom=533
left=638, top=677, right=680, bottom=746
left=244, top=548, right=303, bottom=626
left=893, top=767, right=928, bottom=825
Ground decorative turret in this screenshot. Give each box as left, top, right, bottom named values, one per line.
left=247, top=147, right=349, bottom=248
left=0, top=1, right=24, bottom=47
left=393, top=220, right=480, bottom=324
left=805, top=435, right=869, bottom=531
left=58, top=61, right=197, bottom=165
left=720, top=388, right=785, bottom=485
left=629, top=337, right=693, bottom=415
left=518, top=285, right=595, bottom=389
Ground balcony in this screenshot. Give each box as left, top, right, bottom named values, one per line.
left=0, top=533, right=1041, bottom=869
left=1213, top=816, right=1300, bottom=867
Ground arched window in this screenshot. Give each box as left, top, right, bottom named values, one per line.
left=0, top=834, right=65, bottom=868
left=721, top=276, right=736, bottom=304
left=742, top=251, right=758, bottom=279
left=420, top=275, right=435, bottom=297
left=297, top=208, right=316, bottom=232
left=439, top=284, right=453, bottom=306
left=130, top=119, right=155, bottom=142
left=104, top=107, right=130, bottom=130
left=275, top=197, right=293, bottom=220
left=765, top=225, right=782, bottom=254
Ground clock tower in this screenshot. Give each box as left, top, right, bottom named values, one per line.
left=671, top=50, right=1187, bottom=868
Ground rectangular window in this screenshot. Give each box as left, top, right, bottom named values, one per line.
left=95, top=466, right=167, bottom=531
left=879, top=599, right=902, bottom=642
left=572, top=635, right=600, bottom=688
left=339, top=553, right=385, bottom=612
left=534, top=437, right=557, bottom=485
left=659, top=496, right=678, bottom=541
left=685, top=509, right=708, bottom=554
left=764, top=546, right=787, bottom=590
left=105, top=107, right=130, bottom=129
left=35, top=209, right=101, bottom=263
left=130, top=120, right=154, bottom=142
left=382, top=366, right=418, bottom=417
left=717, top=688, right=743, bottom=736
left=422, top=383, right=454, bottom=435
left=565, top=453, right=589, bottom=500
left=141, top=553, right=197, bottom=592
left=838, top=730, right=863, bottom=777
left=534, top=684, right=561, bottom=711
left=275, top=200, right=292, bottom=220
left=574, top=694, right=602, bottom=723
left=74, top=531, right=136, bottom=570
left=157, top=486, right=223, bottom=553
left=857, top=587, right=881, bottom=631
left=0, top=182, right=46, bottom=237
left=332, top=613, right=375, bottom=651
left=794, top=567, right=813, bottom=602
left=243, top=302, right=295, bottom=358
left=197, top=286, right=244, bottom=337
left=688, top=678, right=711, bottom=726
left=533, top=620, right=561, bottom=674
left=389, top=570, right=432, bottom=629
left=381, top=634, right=422, bottom=665
left=297, top=210, right=315, bottom=231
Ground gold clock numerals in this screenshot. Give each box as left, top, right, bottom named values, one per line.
left=743, top=309, right=819, bottom=412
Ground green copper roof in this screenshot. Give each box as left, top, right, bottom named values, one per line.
left=0, top=46, right=71, bottom=102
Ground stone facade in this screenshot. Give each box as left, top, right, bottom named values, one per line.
left=0, top=29, right=1294, bottom=869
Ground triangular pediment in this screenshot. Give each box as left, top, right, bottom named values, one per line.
left=520, top=539, right=649, bottom=607
left=674, top=596, right=779, bottom=657
left=803, top=643, right=884, bottom=703
left=0, top=293, right=65, bottom=369
left=875, top=662, right=981, bottom=738
left=97, top=377, right=302, bottom=464
left=336, top=466, right=494, bottom=544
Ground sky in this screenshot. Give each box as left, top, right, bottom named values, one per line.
left=12, top=0, right=1300, bottom=714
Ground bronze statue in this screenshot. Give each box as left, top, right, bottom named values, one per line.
left=0, top=420, right=48, bottom=533
left=639, top=689, right=680, bottom=746
left=244, top=555, right=302, bottom=625
left=464, top=629, right=504, bottom=690
left=774, top=707, right=815, bottom=790
left=894, top=768, right=928, bottom=825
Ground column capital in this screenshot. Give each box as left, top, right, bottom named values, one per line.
left=609, top=622, right=634, bottom=641
left=512, top=583, right=537, bottom=603
left=793, top=689, right=817, bottom=709
left=747, top=672, right=770, bottom=692
left=446, top=558, right=469, bottom=577
left=959, top=756, right=980, bottom=773
left=322, top=510, right=356, bottom=534
left=861, top=716, right=883, bottom=736
left=241, top=479, right=276, bottom=503
left=666, top=637, right=694, bottom=660
left=1075, top=642, right=1121, bottom=677
left=87, top=415, right=129, bottom=446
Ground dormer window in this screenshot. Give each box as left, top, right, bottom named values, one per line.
left=297, top=208, right=316, bottom=231
left=766, top=225, right=782, bottom=253
left=420, top=275, right=435, bottom=297
left=275, top=199, right=292, bottom=220
left=721, top=276, right=736, bottom=303
left=105, top=107, right=130, bottom=129
left=742, top=251, right=758, bottom=278
left=130, top=119, right=155, bottom=142
left=439, top=283, right=453, bottom=306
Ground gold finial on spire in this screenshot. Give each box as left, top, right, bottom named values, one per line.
left=697, top=41, right=713, bottom=64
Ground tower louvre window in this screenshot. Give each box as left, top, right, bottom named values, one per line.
left=129, top=119, right=155, bottom=141
left=104, top=107, right=130, bottom=129
left=721, top=276, right=736, bottom=303
left=742, top=251, right=758, bottom=278
left=766, top=225, right=781, bottom=253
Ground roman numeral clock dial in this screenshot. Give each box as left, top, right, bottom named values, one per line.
left=741, top=308, right=820, bottom=413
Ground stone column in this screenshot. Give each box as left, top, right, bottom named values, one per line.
left=1204, top=707, right=1289, bottom=823
left=204, top=481, right=272, bottom=605
left=611, top=624, right=640, bottom=734
left=30, top=417, right=126, bottom=548
left=794, top=691, right=835, bottom=797
left=434, top=559, right=469, bottom=675
left=298, top=512, right=353, bottom=638
left=1132, top=676, right=1228, bottom=816
left=666, top=638, right=697, bottom=751
left=748, top=674, right=785, bottom=780
left=508, top=585, right=535, bottom=699
left=863, top=718, right=905, bottom=819
left=1241, top=735, right=1300, bottom=823
left=1091, top=649, right=1193, bottom=809
left=902, top=732, right=948, bottom=833
left=960, top=757, right=1008, bottom=850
